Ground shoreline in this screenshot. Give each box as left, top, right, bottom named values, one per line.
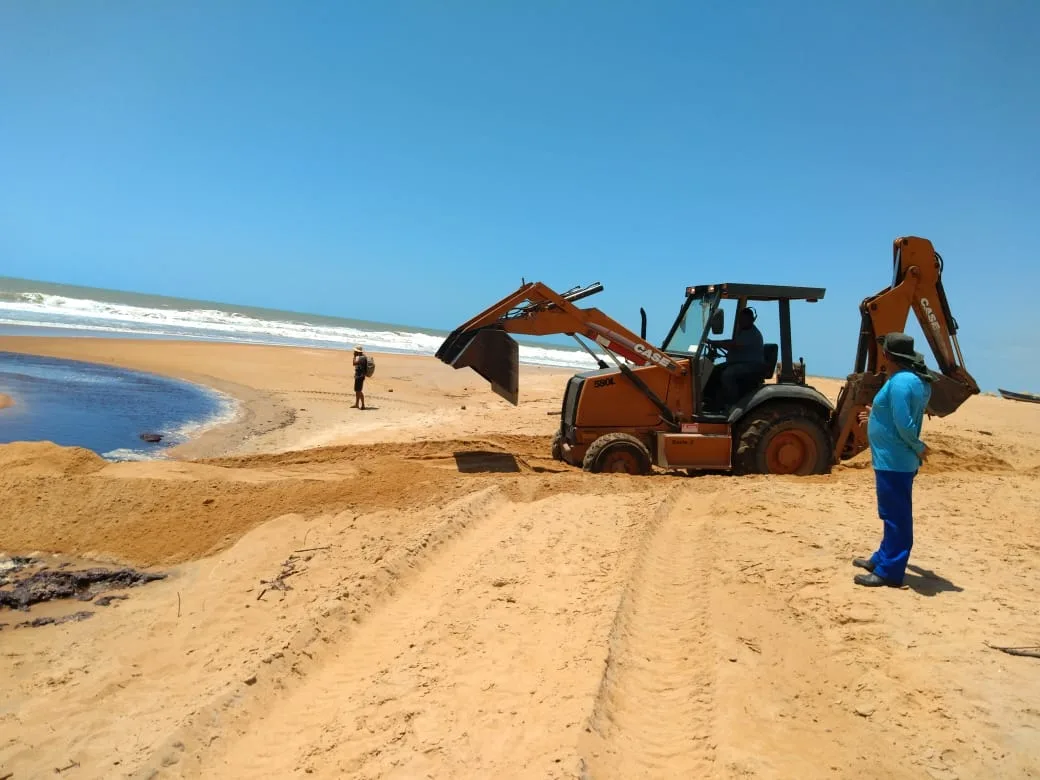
left=0, top=335, right=576, bottom=459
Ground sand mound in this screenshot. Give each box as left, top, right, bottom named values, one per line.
left=0, top=437, right=607, bottom=567
left=836, top=428, right=1029, bottom=475
left=0, top=442, right=107, bottom=477
left=207, top=434, right=555, bottom=468
left=0, top=454, right=451, bottom=566
left=920, top=432, right=1017, bottom=474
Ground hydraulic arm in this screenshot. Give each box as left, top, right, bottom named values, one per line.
left=831, top=236, right=980, bottom=462
left=435, top=280, right=687, bottom=410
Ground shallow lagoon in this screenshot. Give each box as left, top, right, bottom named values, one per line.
left=0, top=351, right=230, bottom=460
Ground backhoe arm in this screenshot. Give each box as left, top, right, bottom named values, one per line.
left=435, top=281, right=686, bottom=404
left=831, top=236, right=980, bottom=461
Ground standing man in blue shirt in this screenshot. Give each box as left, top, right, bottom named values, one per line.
left=853, top=332, right=934, bottom=587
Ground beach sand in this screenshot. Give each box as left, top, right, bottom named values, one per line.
left=1, top=336, right=1039, bottom=778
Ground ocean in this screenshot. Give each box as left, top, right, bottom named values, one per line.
left=0, top=276, right=600, bottom=369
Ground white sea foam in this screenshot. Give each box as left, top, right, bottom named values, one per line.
left=96, top=389, right=238, bottom=463
left=101, top=448, right=160, bottom=462
left=166, top=387, right=241, bottom=442
left=0, top=290, right=601, bottom=370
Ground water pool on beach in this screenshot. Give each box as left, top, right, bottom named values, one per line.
left=0, top=352, right=232, bottom=460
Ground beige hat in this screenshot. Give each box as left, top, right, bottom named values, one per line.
left=353, top=345, right=363, bottom=353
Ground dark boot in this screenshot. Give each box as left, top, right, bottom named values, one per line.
left=853, top=558, right=875, bottom=572
left=854, top=572, right=901, bottom=588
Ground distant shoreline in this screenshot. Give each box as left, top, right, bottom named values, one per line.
left=0, top=323, right=851, bottom=385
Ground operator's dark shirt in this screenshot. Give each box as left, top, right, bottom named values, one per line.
left=728, top=325, right=764, bottom=364
left=354, top=355, right=368, bottom=379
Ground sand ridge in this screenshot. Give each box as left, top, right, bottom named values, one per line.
left=1, top=336, right=1039, bottom=778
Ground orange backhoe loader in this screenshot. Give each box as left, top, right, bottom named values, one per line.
left=435, top=236, right=979, bottom=476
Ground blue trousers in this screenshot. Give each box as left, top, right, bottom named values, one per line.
left=870, top=469, right=916, bottom=584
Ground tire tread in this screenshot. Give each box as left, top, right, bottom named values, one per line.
left=732, top=402, right=832, bottom=476
left=583, top=432, right=653, bottom=475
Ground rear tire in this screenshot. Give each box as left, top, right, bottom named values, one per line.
left=733, top=402, right=832, bottom=476
left=582, top=433, right=652, bottom=476
left=550, top=429, right=563, bottom=461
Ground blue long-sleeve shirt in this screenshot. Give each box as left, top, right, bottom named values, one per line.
left=868, top=369, right=931, bottom=472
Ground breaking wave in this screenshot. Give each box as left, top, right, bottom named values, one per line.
left=0, top=289, right=601, bottom=370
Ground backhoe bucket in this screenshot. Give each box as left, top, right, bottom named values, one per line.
left=435, top=326, right=519, bottom=405
left=925, top=373, right=976, bottom=417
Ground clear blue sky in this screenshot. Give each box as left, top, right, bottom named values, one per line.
left=2, top=2, right=1038, bottom=391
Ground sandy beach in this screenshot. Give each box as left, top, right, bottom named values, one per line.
left=2, top=336, right=1039, bottom=779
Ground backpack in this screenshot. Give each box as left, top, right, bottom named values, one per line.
left=364, top=355, right=375, bottom=378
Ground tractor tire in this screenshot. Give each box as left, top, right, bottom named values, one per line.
left=582, top=433, right=653, bottom=476
left=550, top=429, right=563, bottom=461
left=733, top=402, right=832, bottom=476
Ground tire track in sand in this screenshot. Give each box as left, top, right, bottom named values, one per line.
left=130, top=485, right=509, bottom=780
left=179, top=490, right=657, bottom=779
left=579, top=489, right=720, bottom=779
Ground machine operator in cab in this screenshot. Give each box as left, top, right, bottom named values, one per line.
left=707, top=306, right=765, bottom=406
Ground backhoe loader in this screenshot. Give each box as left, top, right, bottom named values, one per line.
left=435, top=236, right=979, bottom=476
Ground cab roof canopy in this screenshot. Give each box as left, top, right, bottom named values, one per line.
left=685, top=283, right=826, bottom=302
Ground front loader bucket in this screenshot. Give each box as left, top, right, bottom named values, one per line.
left=435, top=326, right=519, bottom=405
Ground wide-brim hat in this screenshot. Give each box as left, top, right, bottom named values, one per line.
left=353, top=345, right=363, bottom=353
left=882, top=332, right=930, bottom=376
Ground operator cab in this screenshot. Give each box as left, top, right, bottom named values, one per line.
left=659, top=283, right=826, bottom=417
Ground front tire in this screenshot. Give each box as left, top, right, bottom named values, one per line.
left=550, top=429, right=563, bottom=461
left=582, top=433, right=652, bottom=475
left=733, top=402, right=832, bottom=476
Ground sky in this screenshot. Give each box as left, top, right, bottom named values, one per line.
left=1, top=1, right=1038, bottom=391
